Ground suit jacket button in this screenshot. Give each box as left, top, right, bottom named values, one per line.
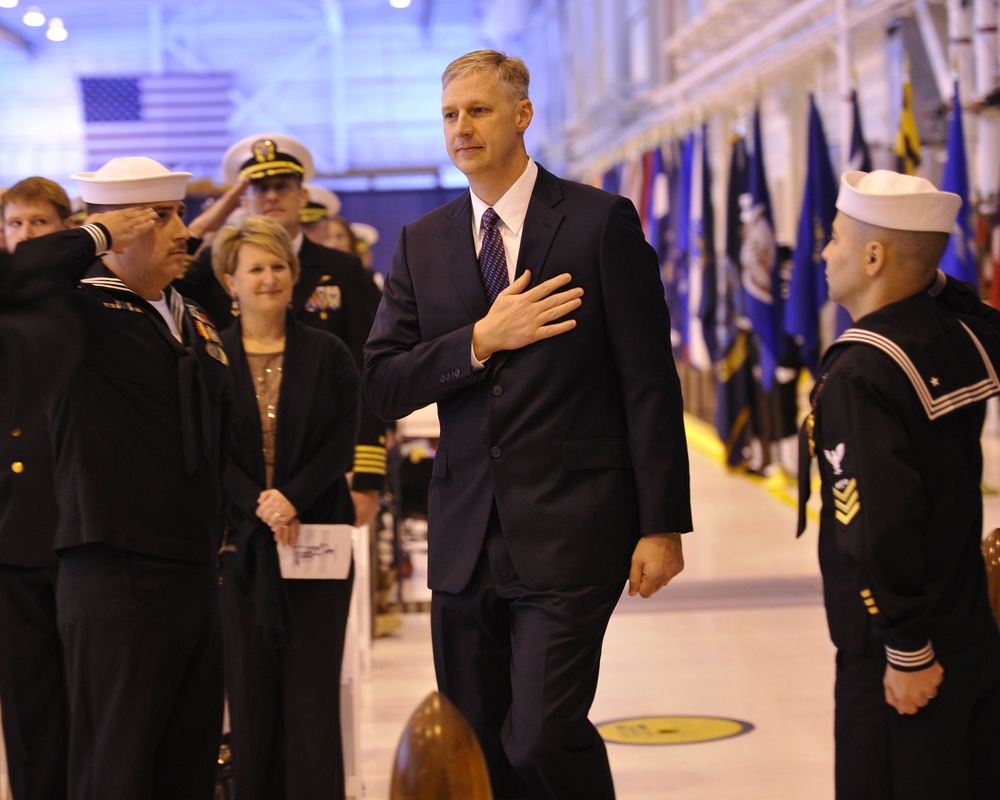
left=490, top=446, right=501, bottom=458
left=491, top=384, right=502, bottom=397
left=10, top=428, right=21, bottom=437
left=440, top=374, right=447, bottom=383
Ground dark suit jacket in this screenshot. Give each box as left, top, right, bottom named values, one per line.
left=222, top=316, right=359, bottom=531
left=221, top=318, right=359, bottom=642
left=364, top=164, right=692, bottom=593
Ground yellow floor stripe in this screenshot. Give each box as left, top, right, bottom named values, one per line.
left=683, top=412, right=819, bottom=523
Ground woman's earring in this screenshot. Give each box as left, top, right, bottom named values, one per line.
left=230, top=297, right=240, bottom=317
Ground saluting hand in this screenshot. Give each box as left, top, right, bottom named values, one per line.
left=471, top=270, right=583, bottom=361
left=186, top=175, right=252, bottom=239
left=85, top=207, right=158, bottom=250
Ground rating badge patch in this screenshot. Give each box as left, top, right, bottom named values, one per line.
left=832, top=477, right=860, bottom=526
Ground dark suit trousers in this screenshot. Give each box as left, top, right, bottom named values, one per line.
left=834, top=631, right=1000, bottom=800
left=57, top=544, right=223, bottom=800
left=431, top=509, right=623, bottom=800
left=220, top=555, right=354, bottom=800
left=0, top=564, right=67, bottom=800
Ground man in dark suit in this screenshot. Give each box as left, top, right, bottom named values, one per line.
left=363, top=50, right=692, bottom=799
left=176, top=133, right=386, bottom=525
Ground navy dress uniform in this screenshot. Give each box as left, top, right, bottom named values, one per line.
left=0, top=243, right=87, bottom=429
left=0, top=224, right=109, bottom=800
left=176, top=134, right=386, bottom=493
left=51, top=158, right=230, bottom=800
left=797, top=171, right=1000, bottom=800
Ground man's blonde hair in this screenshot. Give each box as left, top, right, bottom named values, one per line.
left=211, top=214, right=300, bottom=285
left=442, top=50, right=530, bottom=104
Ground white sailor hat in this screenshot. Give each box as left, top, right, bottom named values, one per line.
left=222, top=133, right=315, bottom=185
left=71, top=157, right=191, bottom=205
left=837, top=170, right=961, bottom=234
left=300, top=183, right=342, bottom=224
left=350, top=221, right=379, bottom=249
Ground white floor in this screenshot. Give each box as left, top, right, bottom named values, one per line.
left=357, top=405, right=1000, bottom=800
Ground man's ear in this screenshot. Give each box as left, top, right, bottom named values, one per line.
left=865, top=241, right=885, bottom=276
left=516, top=99, right=534, bottom=133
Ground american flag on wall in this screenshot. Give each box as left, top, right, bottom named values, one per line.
left=80, top=74, right=233, bottom=177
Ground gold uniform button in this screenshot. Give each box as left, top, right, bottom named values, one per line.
left=10, top=428, right=21, bottom=437
left=319, top=311, right=329, bottom=320
left=11, top=462, right=24, bottom=474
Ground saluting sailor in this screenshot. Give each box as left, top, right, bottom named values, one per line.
left=52, top=156, right=231, bottom=800
left=177, top=133, right=386, bottom=525
left=798, top=169, right=1000, bottom=800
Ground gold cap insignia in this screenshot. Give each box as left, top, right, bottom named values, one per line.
left=252, top=139, right=277, bottom=164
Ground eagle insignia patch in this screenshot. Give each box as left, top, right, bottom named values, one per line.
left=823, top=442, right=845, bottom=476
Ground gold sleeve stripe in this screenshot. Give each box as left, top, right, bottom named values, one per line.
left=354, top=445, right=387, bottom=475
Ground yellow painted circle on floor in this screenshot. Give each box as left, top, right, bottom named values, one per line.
left=597, top=715, right=754, bottom=745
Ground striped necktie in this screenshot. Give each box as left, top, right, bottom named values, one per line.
left=479, top=207, right=509, bottom=304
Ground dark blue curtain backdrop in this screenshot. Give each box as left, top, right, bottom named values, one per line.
left=185, top=186, right=464, bottom=277
left=337, top=187, right=464, bottom=275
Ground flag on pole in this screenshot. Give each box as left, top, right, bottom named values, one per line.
left=689, top=123, right=717, bottom=369
left=715, top=132, right=754, bottom=467
left=847, top=89, right=872, bottom=173
left=601, top=164, right=622, bottom=195
left=740, top=105, right=780, bottom=390
left=939, top=82, right=978, bottom=286
left=785, top=95, right=838, bottom=377
left=894, top=68, right=922, bottom=175
left=665, top=135, right=694, bottom=353
left=646, top=145, right=669, bottom=251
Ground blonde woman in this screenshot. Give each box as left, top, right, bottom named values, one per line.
left=213, top=215, right=358, bottom=800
